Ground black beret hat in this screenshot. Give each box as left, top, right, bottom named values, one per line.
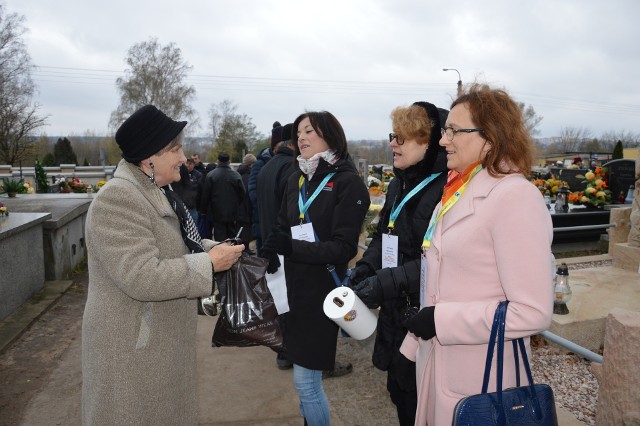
left=115, top=105, right=187, bottom=162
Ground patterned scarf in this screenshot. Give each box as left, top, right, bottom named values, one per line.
left=163, top=185, right=204, bottom=254
left=441, top=160, right=483, bottom=206
left=297, top=149, right=338, bottom=180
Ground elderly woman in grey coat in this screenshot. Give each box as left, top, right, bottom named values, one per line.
left=82, top=105, right=244, bottom=425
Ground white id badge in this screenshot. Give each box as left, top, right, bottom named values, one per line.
left=420, top=252, right=428, bottom=308
left=291, top=222, right=315, bottom=242
left=382, top=234, right=399, bottom=269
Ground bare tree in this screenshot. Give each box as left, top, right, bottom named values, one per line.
left=208, top=99, right=237, bottom=141
left=0, top=4, right=48, bottom=165
left=555, top=127, right=593, bottom=153
left=109, top=37, right=198, bottom=132
left=600, top=130, right=640, bottom=149
left=207, top=100, right=263, bottom=161
left=518, top=102, right=543, bottom=137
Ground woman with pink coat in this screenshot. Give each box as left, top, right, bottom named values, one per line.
left=400, top=83, right=554, bottom=425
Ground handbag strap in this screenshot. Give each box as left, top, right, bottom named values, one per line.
left=480, top=301, right=504, bottom=393
left=484, top=301, right=540, bottom=409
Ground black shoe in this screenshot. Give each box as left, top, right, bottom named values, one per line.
left=322, top=361, right=353, bottom=379
left=276, top=353, right=293, bottom=370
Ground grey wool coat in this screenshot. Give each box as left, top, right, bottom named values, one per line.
left=82, top=160, right=214, bottom=425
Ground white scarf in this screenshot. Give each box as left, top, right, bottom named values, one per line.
left=297, top=150, right=338, bottom=180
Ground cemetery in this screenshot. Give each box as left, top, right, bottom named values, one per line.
left=0, top=155, right=639, bottom=424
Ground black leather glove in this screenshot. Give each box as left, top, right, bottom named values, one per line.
left=393, top=354, right=417, bottom=393
left=259, top=232, right=281, bottom=274
left=348, top=263, right=375, bottom=288
left=351, top=275, right=383, bottom=309
left=275, top=227, right=293, bottom=257
left=403, top=306, right=436, bottom=340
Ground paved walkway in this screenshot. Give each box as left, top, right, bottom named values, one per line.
left=0, top=269, right=588, bottom=425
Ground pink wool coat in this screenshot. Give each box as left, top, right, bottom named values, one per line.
left=400, top=169, right=554, bottom=425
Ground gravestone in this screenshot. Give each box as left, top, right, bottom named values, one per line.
left=603, top=159, right=636, bottom=204
left=548, top=167, right=589, bottom=192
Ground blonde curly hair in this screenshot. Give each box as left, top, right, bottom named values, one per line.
left=390, top=104, right=432, bottom=145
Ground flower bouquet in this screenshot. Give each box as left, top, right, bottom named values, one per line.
left=530, top=176, right=570, bottom=197
left=569, top=167, right=611, bottom=208
left=0, top=201, right=8, bottom=217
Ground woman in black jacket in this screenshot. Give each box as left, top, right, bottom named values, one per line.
left=261, top=111, right=369, bottom=426
left=350, top=102, right=448, bottom=426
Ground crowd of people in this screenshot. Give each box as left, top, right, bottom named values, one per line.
left=82, top=82, right=555, bottom=426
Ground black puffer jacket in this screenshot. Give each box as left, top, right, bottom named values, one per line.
left=355, top=103, right=449, bottom=373
left=278, top=156, right=370, bottom=370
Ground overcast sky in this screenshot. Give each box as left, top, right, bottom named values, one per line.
left=5, top=0, right=640, bottom=141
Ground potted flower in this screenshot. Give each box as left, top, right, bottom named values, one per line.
left=570, top=167, right=612, bottom=208
left=1, top=178, right=26, bottom=197
left=0, top=201, right=8, bottom=217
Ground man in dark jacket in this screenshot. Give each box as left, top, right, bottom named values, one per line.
left=200, top=152, right=245, bottom=241
left=257, top=124, right=296, bottom=370
left=248, top=121, right=282, bottom=250
left=257, top=124, right=295, bottom=244
left=173, top=159, right=202, bottom=223
left=191, top=153, right=206, bottom=176
left=349, top=102, right=449, bottom=426
left=237, top=153, right=256, bottom=247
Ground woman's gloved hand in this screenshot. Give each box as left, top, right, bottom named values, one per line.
left=275, top=227, right=292, bottom=257
left=403, top=306, right=436, bottom=340
left=259, top=232, right=281, bottom=274
left=350, top=275, right=383, bottom=309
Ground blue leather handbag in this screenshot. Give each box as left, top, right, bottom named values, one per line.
left=453, top=301, right=558, bottom=426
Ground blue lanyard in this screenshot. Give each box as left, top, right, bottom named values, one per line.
left=298, top=173, right=335, bottom=221
left=387, top=173, right=441, bottom=231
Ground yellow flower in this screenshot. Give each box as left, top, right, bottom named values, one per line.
left=585, top=187, right=597, bottom=195
left=596, top=191, right=606, bottom=199
left=580, top=196, right=590, bottom=203
left=585, top=171, right=595, bottom=181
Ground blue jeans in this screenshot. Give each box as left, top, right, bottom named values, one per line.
left=293, top=364, right=330, bottom=425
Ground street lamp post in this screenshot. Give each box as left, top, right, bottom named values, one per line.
left=443, top=68, right=462, bottom=97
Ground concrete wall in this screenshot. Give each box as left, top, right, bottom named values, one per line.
left=0, top=213, right=51, bottom=320
left=43, top=211, right=88, bottom=280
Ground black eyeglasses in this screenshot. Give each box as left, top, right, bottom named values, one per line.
left=389, top=133, right=405, bottom=145
left=441, top=127, right=483, bottom=141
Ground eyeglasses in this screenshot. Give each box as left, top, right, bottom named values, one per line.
left=389, top=133, right=405, bottom=145
left=441, top=127, right=483, bottom=141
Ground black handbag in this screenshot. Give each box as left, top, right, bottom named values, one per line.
left=453, top=301, right=558, bottom=426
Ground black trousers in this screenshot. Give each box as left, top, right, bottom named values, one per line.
left=387, top=371, right=417, bottom=426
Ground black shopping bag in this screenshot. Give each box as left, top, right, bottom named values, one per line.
left=212, top=253, right=283, bottom=351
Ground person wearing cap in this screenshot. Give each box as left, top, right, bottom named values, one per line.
left=200, top=151, right=245, bottom=241
left=260, top=111, right=370, bottom=426
left=247, top=121, right=281, bottom=250
left=81, top=105, right=244, bottom=425
left=348, top=102, right=449, bottom=425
